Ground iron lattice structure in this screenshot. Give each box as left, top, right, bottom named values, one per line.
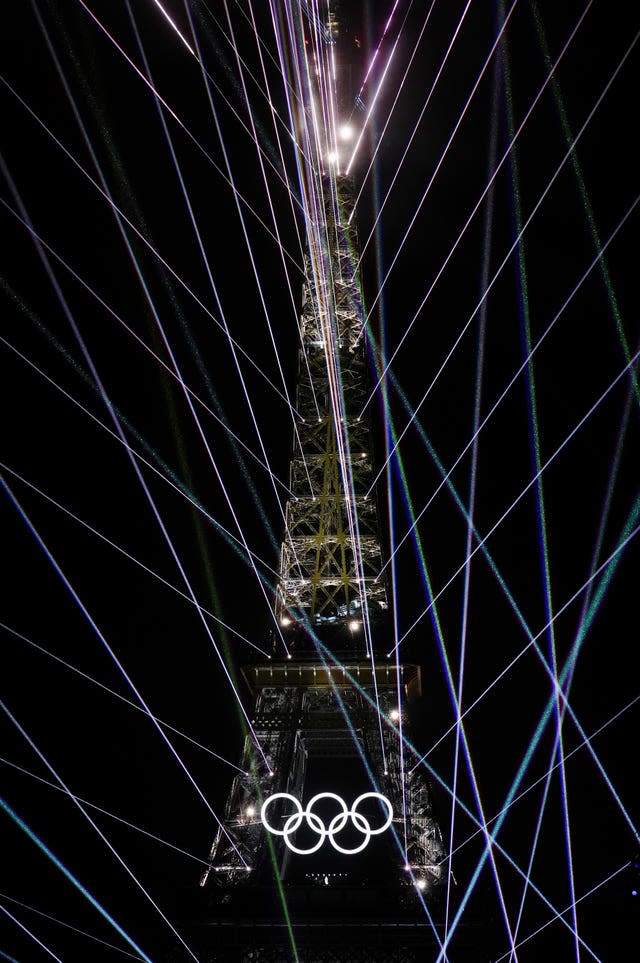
left=276, top=176, right=388, bottom=626
left=201, top=664, right=444, bottom=888
left=191, top=4, right=447, bottom=959
left=201, top=170, right=445, bottom=898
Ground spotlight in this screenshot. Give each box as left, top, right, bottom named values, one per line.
left=416, top=878, right=426, bottom=891
left=349, top=619, right=360, bottom=631
left=245, top=805, right=256, bottom=818
left=389, top=708, right=400, bottom=722
left=338, top=123, right=355, bottom=141
left=326, top=150, right=339, bottom=165
left=281, top=616, right=292, bottom=626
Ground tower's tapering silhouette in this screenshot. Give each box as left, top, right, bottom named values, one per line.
left=193, top=4, right=448, bottom=959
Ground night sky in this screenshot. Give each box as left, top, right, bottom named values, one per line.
left=1, top=1, right=639, bottom=961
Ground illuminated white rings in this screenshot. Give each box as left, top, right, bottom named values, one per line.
left=260, top=792, right=393, bottom=855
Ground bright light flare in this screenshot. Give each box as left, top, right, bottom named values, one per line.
left=338, top=123, right=355, bottom=141
left=149, top=0, right=195, bottom=56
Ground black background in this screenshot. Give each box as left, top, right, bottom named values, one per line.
left=1, top=1, right=638, bottom=960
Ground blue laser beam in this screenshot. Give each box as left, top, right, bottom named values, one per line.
left=1, top=700, right=200, bottom=960
left=1, top=474, right=251, bottom=860
left=0, top=903, right=64, bottom=962
left=0, top=797, right=153, bottom=963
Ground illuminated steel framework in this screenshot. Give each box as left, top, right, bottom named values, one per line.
left=276, top=176, right=388, bottom=626
left=202, top=663, right=444, bottom=885
left=194, top=3, right=446, bottom=960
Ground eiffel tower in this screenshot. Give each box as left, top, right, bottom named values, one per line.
left=193, top=4, right=447, bottom=960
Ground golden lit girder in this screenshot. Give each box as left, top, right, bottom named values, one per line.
left=276, top=177, right=388, bottom=627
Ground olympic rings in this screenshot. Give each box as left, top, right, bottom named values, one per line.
left=260, top=791, right=393, bottom=855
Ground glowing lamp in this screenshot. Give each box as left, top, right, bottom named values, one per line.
left=245, top=805, right=256, bottom=818
left=338, top=123, right=355, bottom=141
left=281, top=616, right=292, bottom=626
left=349, top=619, right=360, bottom=631
left=389, top=708, right=400, bottom=722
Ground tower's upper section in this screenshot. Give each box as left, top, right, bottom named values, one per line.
left=284, top=0, right=366, bottom=177
left=324, top=1, right=366, bottom=116
left=274, top=3, right=388, bottom=652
